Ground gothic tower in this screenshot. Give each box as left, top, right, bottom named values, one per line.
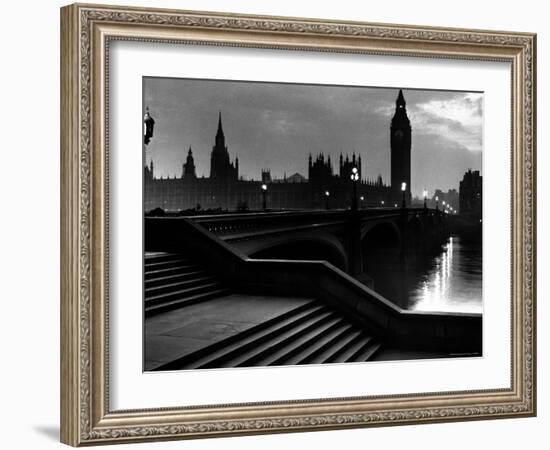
left=144, top=158, right=154, bottom=182
left=183, top=146, right=196, bottom=179
left=390, top=89, right=412, bottom=206
left=210, top=112, right=238, bottom=181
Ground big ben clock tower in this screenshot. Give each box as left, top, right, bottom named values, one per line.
left=390, top=89, right=412, bottom=206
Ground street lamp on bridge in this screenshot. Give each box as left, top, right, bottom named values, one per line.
left=401, top=181, right=407, bottom=208
left=350, top=167, right=359, bottom=211
left=261, top=183, right=267, bottom=211
left=143, top=106, right=155, bottom=145
left=423, top=189, right=428, bottom=210
left=360, top=196, right=365, bottom=209
left=325, top=190, right=330, bottom=209
left=435, top=195, right=439, bottom=211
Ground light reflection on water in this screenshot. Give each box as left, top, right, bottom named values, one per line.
left=366, top=235, right=482, bottom=314
left=408, top=236, right=482, bottom=314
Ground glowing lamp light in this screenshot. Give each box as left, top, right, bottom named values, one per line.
left=435, top=196, right=439, bottom=201
left=325, top=191, right=330, bottom=197
left=261, top=184, right=267, bottom=191
left=423, top=189, right=428, bottom=199
left=401, top=182, right=407, bottom=192
left=360, top=196, right=364, bottom=201
left=350, top=167, right=359, bottom=182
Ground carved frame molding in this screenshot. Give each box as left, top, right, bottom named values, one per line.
left=60, top=3, right=536, bottom=446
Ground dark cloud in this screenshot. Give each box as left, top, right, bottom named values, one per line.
left=144, top=78, right=482, bottom=196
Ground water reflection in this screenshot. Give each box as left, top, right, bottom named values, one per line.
left=367, top=235, right=482, bottom=314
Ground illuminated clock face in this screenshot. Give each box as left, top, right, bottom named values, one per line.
left=394, top=129, right=404, bottom=139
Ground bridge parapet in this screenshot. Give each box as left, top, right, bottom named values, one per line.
left=188, top=207, right=440, bottom=237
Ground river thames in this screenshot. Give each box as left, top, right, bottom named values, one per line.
left=369, top=235, right=482, bottom=314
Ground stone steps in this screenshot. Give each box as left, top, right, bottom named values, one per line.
left=145, top=252, right=382, bottom=370
left=145, top=269, right=210, bottom=288
left=153, top=297, right=381, bottom=370
left=144, top=252, right=231, bottom=316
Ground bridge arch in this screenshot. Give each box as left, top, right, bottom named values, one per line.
left=361, top=221, right=402, bottom=279
left=361, top=220, right=402, bottom=243
left=249, top=235, right=348, bottom=271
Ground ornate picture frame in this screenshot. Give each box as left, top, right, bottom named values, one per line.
left=60, top=3, right=536, bottom=446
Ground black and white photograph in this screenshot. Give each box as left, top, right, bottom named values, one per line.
left=143, top=77, right=483, bottom=372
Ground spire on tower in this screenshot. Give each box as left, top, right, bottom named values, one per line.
left=392, top=89, right=411, bottom=126
left=216, top=111, right=225, bottom=141
left=183, top=145, right=196, bottom=179
left=396, top=89, right=406, bottom=108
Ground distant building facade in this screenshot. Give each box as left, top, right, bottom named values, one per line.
left=145, top=90, right=415, bottom=212
left=459, top=169, right=482, bottom=217
left=430, top=189, right=459, bottom=211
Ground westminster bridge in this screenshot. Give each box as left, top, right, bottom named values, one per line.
left=143, top=208, right=481, bottom=370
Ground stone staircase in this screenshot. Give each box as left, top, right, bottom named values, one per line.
left=145, top=252, right=382, bottom=371
left=145, top=252, right=231, bottom=316
left=155, top=299, right=382, bottom=371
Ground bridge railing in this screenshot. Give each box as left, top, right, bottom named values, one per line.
left=191, top=210, right=347, bottom=237
left=188, top=207, right=434, bottom=237
left=145, top=216, right=480, bottom=353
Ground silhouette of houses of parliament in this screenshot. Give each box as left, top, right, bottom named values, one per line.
left=145, top=90, right=414, bottom=212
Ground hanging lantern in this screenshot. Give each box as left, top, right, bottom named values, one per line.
left=143, top=106, right=155, bottom=145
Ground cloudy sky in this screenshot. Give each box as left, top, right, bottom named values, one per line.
left=144, top=77, right=482, bottom=198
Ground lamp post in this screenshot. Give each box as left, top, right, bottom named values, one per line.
left=423, top=189, right=428, bottom=210
left=381, top=200, right=385, bottom=207
left=435, top=195, right=439, bottom=211
left=348, top=168, right=362, bottom=275
left=261, top=183, right=267, bottom=211
left=360, top=196, right=365, bottom=209
left=350, top=167, right=359, bottom=211
left=401, top=182, right=407, bottom=208
left=143, top=106, right=155, bottom=145
left=325, top=190, right=330, bottom=210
